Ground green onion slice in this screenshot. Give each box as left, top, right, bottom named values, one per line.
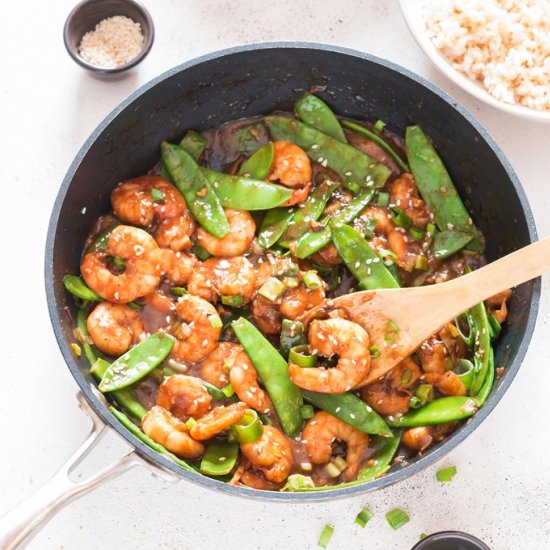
left=150, top=188, right=166, bottom=202
left=454, top=359, right=474, bottom=390
left=318, top=525, right=334, bottom=548
left=289, top=345, right=318, bottom=368
left=208, top=314, right=223, bottom=329
left=222, top=383, right=235, bottom=397
left=369, top=345, right=381, bottom=359
left=391, top=207, right=413, bottom=229
left=385, top=508, right=410, bottom=530
left=374, top=119, right=386, bottom=131
left=355, top=508, right=374, bottom=528
left=414, top=384, right=435, bottom=406
left=410, top=227, right=425, bottom=241
left=301, top=270, right=323, bottom=290
left=436, top=465, right=457, bottom=482
left=384, top=319, right=400, bottom=342
left=230, top=409, right=263, bottom=443
left=258, top=277, right=286, bottom=301
left=170, top=287, right=188, bottom=297
left=300, top=404, right=315, bottom=419
left=221, top=295, right=245, bottom=307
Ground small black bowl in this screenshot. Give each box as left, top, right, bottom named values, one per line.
left=63, top=0, right=154, bottom=75
left=412, top=531, right=491, bottom=550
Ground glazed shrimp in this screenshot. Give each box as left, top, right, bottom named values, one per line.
left=141, top=406, right=204, bottom=459
left=279, top=285, right=326, bottom=320
left=303, top=411, right=369, bottom=481
left=198, top=341, right=242, bottom=388
left=228, top=347, right=273, bottom=413
left=170, top=294, right=221, bottom=363
left=187, top=256, right=256, bottom=304
left=86, top=302, right=145, bottom=356
left=360, top=381, right=411, bottom=416
left=156, top=374, right=212, bottom=421
left=196, top=209, right=256, bottom=257
left=240, top=425, right=293, bottom=483
left=268, top=140, right=312, bottom=206
left=189, top=402, right=248, bottom=440
left=289, top=318, right=370, bottom=393
left=160, top=249, right=197, bottom=285
left=153, top=210, right=196, bottom=252
left=402, top=424, right=453, bottom=453
left=111, top=175, right=186, bottom=227
left=390, top=173, right=432, bottom=228
left=251, top=295, right=282, bottom=335
left=485, top=288, right=512, bottom=323
left=81, top=225, right=162, bottom=303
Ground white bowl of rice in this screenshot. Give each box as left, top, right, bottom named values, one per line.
left=398, top=0, right=550, bottom=123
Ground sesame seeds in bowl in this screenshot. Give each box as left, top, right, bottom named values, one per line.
left=63, top=0, right=154, bottom=76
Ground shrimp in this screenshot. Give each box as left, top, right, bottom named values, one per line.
left=187, top=256, right=256, bottom=304
left=198, top=341, right=242, bottom=388
left=160, top=249, right=197, bottom=285
left=388, top=357, right=421, bottom=390
left=228, top=347, right=273, bottom=413
left=360, top=381, right=411, bottom=416
left=196, top=209, right=256, bottom=257
left=81, top=225, right=162, bottom=303
left=189, top=402, right=248, bottom=440
left=423, top=371, right=467, bottom=397
left=302, top=411, right=369, bottom=481
left=240, top=425, right=293, bottom=483
left=417, top=325, right=459, bottom=374
left=141, top=406, right=204, bottom=459
left=86, top=302, right=145, bottom=356
left=268, top=140, right=312, bottom=206
left=170, top=294, right=221, bottom=363
left=485, top=288, right=512, bottom=323
left=279, top=285, right=326, bottom=320
left=156, top=374, right=212, bottom=421
left=402, top=424, right=453, bottom=453
left=289, top=318, right=370, bottom=393
left=111, top=175, right=186, bottom=227
left=250, top=295, right=282, bottom=335
left=153, top=211, right=196, bottom=252
left=390, top=173, right=432, bottom=228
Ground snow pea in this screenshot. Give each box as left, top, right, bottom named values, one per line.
left=64, top=275, right=101, bottom=302
left=91, top=358, right=147, bottom=420
left=265, top=115, right=391, bottom=188
left=405, top=126, right=481, bottom=251
left=232, top=317, right=303, bottom=436
left=387, top=396, right=477, bottom=427
left=295, top=93, right=347, bottom=142
left=200, top=380, right=238, bottom=403
left=332, top=225, right=400, bottom=289
left=357, top=429, right=402, bottom=481
left=109, top=407, right=194, bottom=471
left=202, top=168, right=291, bottom=210
left=432, top=228, right=474, bottom=259
left=161, top=142, right=230, bottom=238
left=258, top=207, right=295, bottom=249
left=200, top=441, right=239, bottom=476
left=238, top=141, right=274, bottom=180
left=76, top=308, right=98, bottom=366
left=341, top=119, right=409, bottom=172
left=475, top=346, right=494, bottom=407
left=99, top=332, right=175, bottom=392
left=469, top=300, right=492, bottom=396
left=302, top=390, right=393, bottom=437
left=86, top=217, right=119, bottom=253
left=180, top=130, right=207, bottom=161
left=294, top=189, right=375, bottom=259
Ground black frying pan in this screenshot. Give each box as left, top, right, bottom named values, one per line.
left=3, top=44, right=535, bottom=546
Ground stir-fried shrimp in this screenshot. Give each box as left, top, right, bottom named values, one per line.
left=111, top=176, right=186, bottom=227
left=170, top=294, right=221, bottom=363
left=360, top=381, right=411, bottom=416
left=402, top=424, right=453, bottom=453
left=153, top=211, right=195, bottom=251
left=251, top=295, right=282, bottom=335
left=417, top=333, right=453, bottom=374
left=86, top=302, right=144, bottom=356
left=390, top=173, right=432, bottom=228
left=289, top=318, right=370, bottom=393
left=228, top=347, right=272, bottom=413
left=187, top=256, right=256, bottom=304
left=240, top=425, right=293, bottom=483
left=485, top=288, right=512, bottom=323
left=189, top=402, right=248, bottom=440
left=142, top=406, right=204, bottom=459
left=303, top=411, right=369, bottom=481
left=81, top=225, right=162, bottom=303
left=160, top=249, right=197, bottom=285
left=196, top=209, right=256, bottom=257
left=268, top=140, right=312, bottom=206
left=156, top=374, right=212, bottom=421
left=388, top=357, right=421, bottom=390
left=198, top=341, right=241, bottom=388
left=423, top=371, right=467, bottom=396
left=280, top=286, right=326, bottom=320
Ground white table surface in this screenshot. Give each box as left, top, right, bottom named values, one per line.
left=1, top=1, right=549, bottom=549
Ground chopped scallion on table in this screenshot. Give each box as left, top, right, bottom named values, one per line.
left=318, top=525, right=334, bottom=548
left=355, top=508, right=374, bottom=528
left=385, top=508, right=410, bottom=530
left=436, top=465, right=457, bottom=482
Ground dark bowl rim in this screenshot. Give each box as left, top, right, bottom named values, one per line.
left=45, top=41, right=540, bottom=502
left=63, top=0, right=155, bottom=74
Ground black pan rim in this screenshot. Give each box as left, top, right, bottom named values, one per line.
left=45, top=41, right=540, bottom=502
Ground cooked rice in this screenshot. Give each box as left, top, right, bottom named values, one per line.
left=424, top=0, right=550, bottom=111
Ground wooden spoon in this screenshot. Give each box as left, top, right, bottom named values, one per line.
left=323, top=237, right=549, bottom=387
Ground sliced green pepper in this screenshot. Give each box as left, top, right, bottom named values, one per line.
left=161, top=142, right=230, bottom=238
left=265, top=115, right=391, bottom=188
left=200, top=441, right=239, bottom=476
left=99, top=333, right=175, bottom=392
left=432, top=229, right=474, bottom=259
left=232, top=317, right=303, bottom=436
left=238, top=142, right=274, bottom=180
left=332, top=225, right=400, bottom=289
left=295, top=93, right=347, bottom=142
left=302, top=390, right=392, bottom=437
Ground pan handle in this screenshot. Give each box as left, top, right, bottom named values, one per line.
left=0, top=392, right=142, bottom=550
